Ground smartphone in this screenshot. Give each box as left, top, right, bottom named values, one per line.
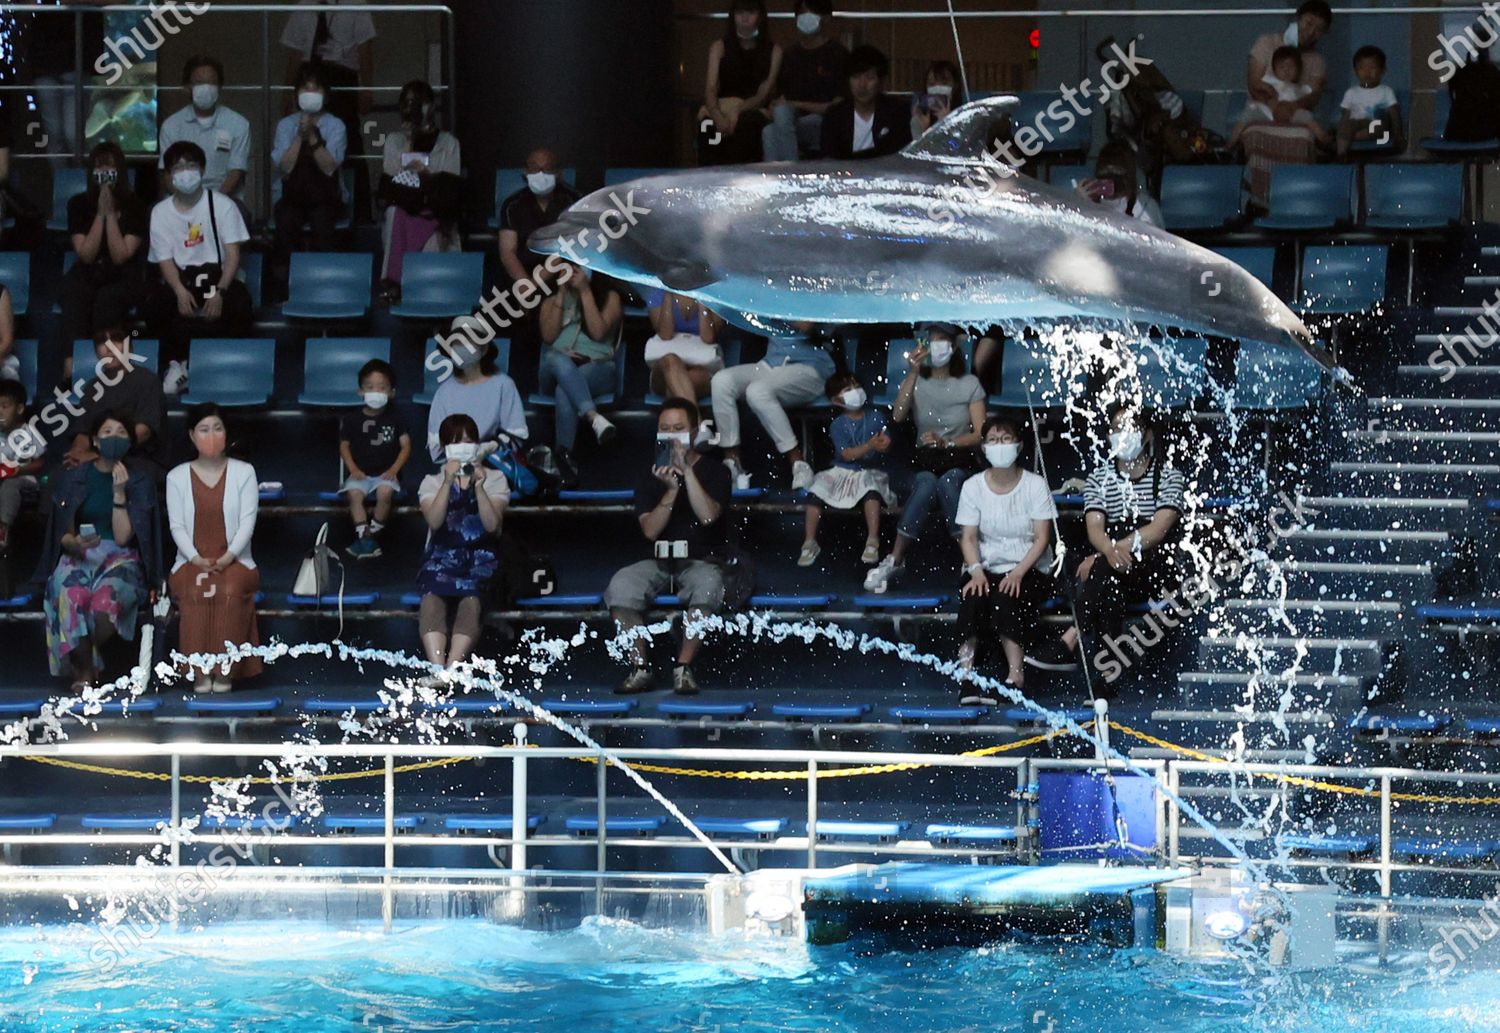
left=653, top=438, right=676, bottom=469
left=79, top=523, right=96, bottom=539
left=1084, top=177, right=1116, bottom=201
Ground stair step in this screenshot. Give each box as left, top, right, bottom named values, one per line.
left=1298, top=496, right=1470, bottom=532
left=1349, top=429, right=1500, bottom=463
left=1327, top=461, right=1500, bottom=494
left=1222, top=597, right=1406, bottom=636
left=1282, top=528, right=1451, bottom=564
left=1150, top=708, right=1336, bottom=724
left=1177, top=670, right=1374, bottom=709
left=1196, top=635, right=1390, bottom=676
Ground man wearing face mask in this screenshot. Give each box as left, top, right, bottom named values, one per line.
left=606, top=397, right=733, bottom=696
left=498, top=146, right=579, bottom=290
left=763, top=0, right=847, bottom=161
left=157, top=56, right=250, bottom=202
left=270, top=63, right=349, bottom=294
left=58, top=141, right=148, bottom=361
left=1028, top=403, right=1186, bottom=678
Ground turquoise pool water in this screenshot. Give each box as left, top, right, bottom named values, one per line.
left=1, top=919, right=1496, bottom=1032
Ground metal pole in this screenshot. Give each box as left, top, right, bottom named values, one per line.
left=383, top=754, right=395, bottom=933
left=170, top=754, right=181, bottom=868
left=1093, top=698, right=1109, bottom=761
left=1167, top=765, right=1180, bottom=868
left=511, top=722, right=528, bottom=873
left=1379, top=774, right=1392, bottom=962
left=595, top=744, right=607, bottom=916
left=1015, top=759, right=1027, bottom=864
left=806, top=760, right=818, bottom=870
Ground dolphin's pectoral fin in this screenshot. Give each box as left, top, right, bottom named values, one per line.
left=659, top=261, right=721, bottom=292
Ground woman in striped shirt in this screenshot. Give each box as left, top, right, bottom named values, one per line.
left=1027, top=403, right=1185, bottom=676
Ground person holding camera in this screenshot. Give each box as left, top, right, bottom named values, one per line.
left=1074, top=142, right=1161, bottom=226
left=606, top=397, right=732, bottom=696
left=270, top=62, right=349, bottom=294
left=57, top=141, right=148, bottom=366
left=416, top=413, right=509, bottom=678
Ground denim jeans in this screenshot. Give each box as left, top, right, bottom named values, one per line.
left=896, top=467, right=968, bottom=541
left=761, top=103, right=824, bottom=161
left=538, top=349, right=615, bottom=450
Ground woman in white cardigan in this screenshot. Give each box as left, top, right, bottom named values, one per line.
left=166, top=404, right=262, bottom=692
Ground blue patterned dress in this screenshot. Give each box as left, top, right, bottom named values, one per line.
left=416, top=478, right=499, bottom=599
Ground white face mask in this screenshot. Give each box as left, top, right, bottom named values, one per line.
left=1109, top=428, right=1144, bottom=463
left=656, top=431, right=691, bottom=447
left=527, top=171, right=557, bottom=195
left=363, top=391, right=389, bottom=410
left=928, top=84, right=953, bottom=99
left=445, top=442, right=478, bottom=464
left=928, top=338, right=954, bottom=367
left=298, top=90, right=324, bottom=114
left=796, top=12, right=821, bottom=34
left=838, top=387, right=866, bottom=410
left=191, top=83, right=219, bottom=110
left=172, top=168, right=203, bottom=195
left=737, top=26, right=759, bottom=40
left=984, top=442, right=1020, bottom=469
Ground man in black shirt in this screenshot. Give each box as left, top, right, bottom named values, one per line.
left=61, top=328, right=170, bottom=482
left=763, top=0, right=848, bottom=160
left=605, top=397, right=733, bottom=695
left=497, top=146, right=579, bottom=288
left=820, top=45, right=912, bottom=160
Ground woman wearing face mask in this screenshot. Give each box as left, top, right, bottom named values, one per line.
left=166, top=404, right=263, bottom=693
left=35, top=412, right=160, bottom=691
left=954, top=416, right=1057, bottom=698
left=378, top=79, right=463, bottom=301
left=57, top=141, right=147, bottom=375
left=698, top=0, right=782, bottom=165
left=865, top=323, right=986, bottom=594
left=270, top=63, right=349, bottom=295
left=1075, top=141, right=1161, bottom=226
left=417, top=414, right=508, bottom=677
left=910, top=60, right=966, bottom=139
left=762, top=0, right=847, bottom=161
left=799, top=372, right=894, bottom=567
left=1028, top=403, right=1186, bottom=678
left=537, top=261, right=623, bottom=487
left=425, top=319, right=530, bottom=463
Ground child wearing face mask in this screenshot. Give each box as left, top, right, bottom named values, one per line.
left=341, top=359, right=411, bottom=560
left=799, top=373, right=894, bottom=567
left=954, top=416, right=1058, bottom=697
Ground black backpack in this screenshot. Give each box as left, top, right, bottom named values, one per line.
left=1447, top=59, right=1500, bottom=142
left=494, top=532, right=557, bottom=607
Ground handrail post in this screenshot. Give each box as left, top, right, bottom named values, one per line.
left=806, top=760, right=818, bottom=870
left=1167, top=764, right=1180, bottom=869
left=382, top=754, right=395, bottom=933
left=595, top=745, right=607, bottom=916
left=1015, top=759, right=1028, bottom=865
left=170, top=753, right=181, bottom=868
left=511, top=722, right=528, bottom=873
left=1379, top=774, right=1392, bottom=962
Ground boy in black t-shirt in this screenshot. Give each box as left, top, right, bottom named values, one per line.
left=340, top=359, right=411, bottom=559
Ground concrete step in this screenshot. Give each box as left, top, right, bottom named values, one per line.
left=1326, top=461, right=1500, bottom=496
left=1280, top=527, right=1452, bottom=565
left=1177, top=670, right=1375, bottom=709
left=1279, top=559, right=1434, bottom=602
left=1150, top=707, right=1336, bottom=726
left=1298, top=495, right=1471, bottom=533
left=1413, top=334, right=1500, bottom=371
left=1366, top=397, right=1500, bottom=432
left=1195, top=635, right=1393, bottom=677
left=1348, top=428, right=1500, bottom=464
left=1221, top=598, right=1408, bottom=636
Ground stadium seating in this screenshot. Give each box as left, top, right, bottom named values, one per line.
left=12, top=338, right=37, bottom=400
left=1210, top=246, right=1275, bottom=290
left=389, top=252, right=485, bottom=320
left=0, top=252, right=31, bottom=317
left=488, top=167, right=578, bottom=229
left=1255, top=165, right=1355, bottom=232
left=71, top=338, right=159, bottom=379
left=604, top=167, right=676, bottom=187
left=281, top=252, right=372, bottom=321
left=179, top=338, right=277, bottom=407
left=1160, top=165, right=1245, bottom=232
left=47, top=169, right=87, bottom=232
left=1364, top=164, right=1464, bottom=230
left=1298, top=245, right=1387, bottom=314
left=1011, top=93, right=1092, bottom=159
left=298, top=337, right=392, bottom=407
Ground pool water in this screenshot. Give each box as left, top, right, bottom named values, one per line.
left=1, top=919, right=1497, bottom=1033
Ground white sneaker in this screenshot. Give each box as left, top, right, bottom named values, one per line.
left=694, top=420, right=720, bottom=450
left=162, top=360, right=189, bottom=396
left=724, top=456, right=751, bottom=490
left=863, top=555, right=903, bottom=594
left=591, top=413, right=617, bottom=446
left=861, top=538, right=881, bottom=564
left=797, top=540, right=821, bottom=567
left=791, top=459, right=814, bottom=491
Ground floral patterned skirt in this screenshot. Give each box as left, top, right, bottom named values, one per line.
left=44, top=543, right=145, bottom=677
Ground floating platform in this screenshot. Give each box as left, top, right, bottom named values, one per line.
left=801, top=862, right=1192, bottom=946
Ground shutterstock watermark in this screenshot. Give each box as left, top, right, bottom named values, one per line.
left=7, top=336, right=147, bottom=462
left=1429, top=5, right=1500, bottom=83
left=429, top=189, right=651, bottom=382
left=1426, top=287, right=1500, bottom=382
left=95, top=2, right=213, bottom=86
left=1428, top=883, right=1500, bottom=976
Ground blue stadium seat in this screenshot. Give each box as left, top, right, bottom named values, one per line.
left=1350, top=713, right=1449, bottom=734
left=529, top=336, right=627, bottom=410
left=185, top=696, right=283, bottom=715
left=875, top=337, right=917, bottom=407
left=770, top=703, right=870, bottom=722
left=1012, top=92, right=1091, bottom=156
left=1046, top=164, right=1092, bottom=190
left=816, top=819, right=909, bottom=841
left=287, top=592, right=380, bottom=607
left=1395, top=838, right=1493, bottom=862
left=489, top=167, right=577, bottom=229
left=1421, top=89, right=1500, bottom=157
left=1298, top=245, right=1387, bottom=314
left=239, top=251, right=265, bottom=310
left=1254, top=165, right=1354, bottom=231
left=992, top=337, right=1067, bottom=408
left=747, top=594, right=836, bottom=608
left=889, top=705, right=987, bottom=723
left=658, top=701, right=754, bottom=718
left=925, top=824, right=1019, bottom=843
left=181, top=338, right=277, bottom=406
left=0, top=252, right=31, bottom=315
left=304, top=697, right=387, bottom=714
left=48, top=168, right=87, bottom=231
left=852, top=594, right=947, bottom=610
left=1233, top=337, right=1325, bottom=410
left=81, top=814, right=169, bottom=830
left=1209, top=246, right=1275, bottom=290
left=1002, top=707, right=1092, bottom=724
left=1160, top=165, right=1245, bottom=232
left=0, top=696, right=44, bottom=717
left=1278, top=833, right=1375, bottom=855
left=515, top=593, right=605, bottom=608
left=0, top=814, right=57, bottom=830
left=389, top=252, right=485, bottom=320
left=565, top=815, right=664, bottom=835
left=445, top=814, right=546, bottom=833
left=12, top=338, right=36, bottom=400
left=281, top=252, right=372, bottom=320
left=558, top=489, right=632, bottom=502
left=425, top=698, right=508, bottom=715
left=66, top=698, right=160, bottom=716
left=72, top=338, right=159, bottom=379
left=324, top=814, right=425, bottom=831
left=1131, top=335, right=1208, bottom=409
left=604, top=167, right=676, bottom=187
left=202, top=813, right=301, bottom=830
left=415, top=336, right=509, bottom=405
left=298, top=337, right=391, bottom=406
left=1465, top=717, right=1500, bottom=736
left=1364, top=164, right=1464, bottom=230
left=691, top=817, right=787, bottom=838
left=542, top=699, right=637, bottom=716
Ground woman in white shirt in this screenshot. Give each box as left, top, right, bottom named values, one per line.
left=166, top=404, right=262, bottom=693
left=955, top=416, right=1057, bottom=701
left=1074, top=142, right=1163, bottom=227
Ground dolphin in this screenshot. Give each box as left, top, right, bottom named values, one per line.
left=528, top=96, right=1327, bottom=369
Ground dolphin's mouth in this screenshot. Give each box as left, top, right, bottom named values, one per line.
left=529, top=213, right=723, bottom=293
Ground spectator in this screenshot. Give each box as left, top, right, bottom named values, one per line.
left=341, top=358, right=411, bottom=560
left=607, top=397, right=732, bottom=695
left=910, top=59, right=966, bottom=139
left=497, top=147, right=579, bottom=289
left=820, top=45, right=912, bottom=160
left=644, top=289, right=726, bottom=403
left=1027, top=403, right=1186, bottom=676
left=145, top=140, right=253, bottom=391
left=417, top=413, right=508, bottom=676
left=537, top=261, right=622, bottom=486
left=166, top=404, right=262, bottom=693
left=799, top=372, right=893, bottom=568
left=57, top=142, right=147, bottom=369
left=157, top=56, right=251, bottom=201
left=763, top=0, right=847, bottom=161
left=36, top=412, right=160, bottom=690
left=710, top=322, right=835, bottom=490
left=1337, top=45, right=1402, bottom=157
left=1241, top=1, right=1332, bottom=208
left=0, top=379, right=44, bottom=557
left=865, top=324, right=985, bottom=593
left=698, top=0, right=782, bottom=165
left=377, top=80, right=462, bottom=302
left=955, top=416, right=1057, bottom=697
left=61, top=328, right=170, bottom=483
left=1075, top=141, right=1163, bottom=226
left=1226, top=45, right=1330, bottom=150
left=271, top=62, right=349, bottom=291
left=426, top=318, right=529, bottom=463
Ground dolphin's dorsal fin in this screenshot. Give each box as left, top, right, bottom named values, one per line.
left=902, top=95, right=1022, bottom=164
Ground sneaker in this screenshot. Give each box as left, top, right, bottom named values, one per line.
left=790, top=459, right=814, bottom=491
left=211, top=675, right=234, bottom=694
left=591, top=413, right=617, bottom=446
left=862, top=555, right=904, bottom=594
left=672, top=664, right=699, bottom=695
left=959, top=688, right=1000, bottom=707
left=860, top=538, right=880, bottom=564
left=797, top=540, right=821, bottom=567
left=1025, top=638, right=1082, bottom=672
left=693, top=420, right=720, bottom=451
left=192, top=674, right=214, bottom=694
left=724, top=456, right=751, bottom=491
left=162, top=360, right=189, bottom=396
left=347, top=536, right=381, bottom=559
left=616, top=667, right=654, bottom=694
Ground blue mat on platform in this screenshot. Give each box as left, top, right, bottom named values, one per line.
left=802, top=862, right=1189, bottom=909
